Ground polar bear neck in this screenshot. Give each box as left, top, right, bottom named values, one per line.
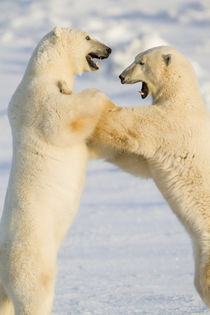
left=23, top=37, right=75, bottom=92
left=152, top=67, right=205, bottom=112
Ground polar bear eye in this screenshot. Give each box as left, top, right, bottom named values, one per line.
left=86, top=35, right=91, bottom=40
left=139, top=61, right=144, bottom=65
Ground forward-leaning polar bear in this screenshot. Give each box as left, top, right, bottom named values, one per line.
left=91, top=46, right=210, bottom=308
left=0, top=27, right=113, bottom=314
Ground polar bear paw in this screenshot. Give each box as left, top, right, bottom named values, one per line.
left=58, top=80, right=71, bottom=95
left=79, top=88, right=115, bottom=114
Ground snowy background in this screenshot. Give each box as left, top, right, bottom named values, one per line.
left=1, top=0, right=210, bottom=314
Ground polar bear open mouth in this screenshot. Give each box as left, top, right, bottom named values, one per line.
left=139, top=82, right=149, bottom=99
left=86, top=53, right=107, bottom=70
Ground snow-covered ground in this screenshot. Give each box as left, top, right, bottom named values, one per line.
left=1, top=0, right=210, bottom=314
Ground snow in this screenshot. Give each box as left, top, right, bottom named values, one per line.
left=1, top=0, right=210, bottom=313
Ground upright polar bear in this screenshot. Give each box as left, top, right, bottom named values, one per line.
left=0, top=27, right=114, bottom=314
left=91, top=46, right=210, bottom=308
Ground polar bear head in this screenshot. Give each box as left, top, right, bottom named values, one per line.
left=28, top=26, right=112, bottom=76
left=119, top=46, right=202, bottom=105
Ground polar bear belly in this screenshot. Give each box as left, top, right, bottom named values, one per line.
left=1, top=142, right=88, bottom=247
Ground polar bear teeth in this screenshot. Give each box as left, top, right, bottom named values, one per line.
left=139, top=82, right=149, bottom=99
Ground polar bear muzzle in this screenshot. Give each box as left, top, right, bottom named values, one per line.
left=119, top=73, right=149, bottom=99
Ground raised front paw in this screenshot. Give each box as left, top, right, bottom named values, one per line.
left=80, top=88, right=105, bottom=100
left=58, top=80, right=71, bottom=95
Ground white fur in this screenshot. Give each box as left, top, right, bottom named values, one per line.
left=91, top=46, right=210, bottom=307
left=0, top=27, right=112, bottom=314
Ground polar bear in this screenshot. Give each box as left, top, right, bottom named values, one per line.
left=90, top=46, right=210, bottom=308
left=0, top=27, right=114, bottom=315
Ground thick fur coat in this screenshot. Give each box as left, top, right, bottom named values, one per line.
left=0, top=27, right=114, bottom=315
left=91, top=46, right=210, bottom=308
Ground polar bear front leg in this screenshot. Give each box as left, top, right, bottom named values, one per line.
left=66, top=89, right=117, bottom=138
left=41, top=88, right=117, bottom=145
left=92, top=107, right=159, bottom=159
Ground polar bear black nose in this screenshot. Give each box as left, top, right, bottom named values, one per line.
left=106, top=47, right=112, bottom=55
left=119, top=74, right=125, bottom=84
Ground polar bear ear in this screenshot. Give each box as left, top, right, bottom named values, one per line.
left=53, top=26, right=62, bottom=38
left=162, top=54, right=171, bottom=66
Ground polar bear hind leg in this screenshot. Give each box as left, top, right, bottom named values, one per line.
left=201, top=257, right=210, bottom=307
left=2, top=251, right=57, bottom=315
left=193, top=240, right=210, bottom=307
left=11, top=278, right=55, bottom=315
left=10, top=267, right=55, bottom=315
left=0, top=284, right=14, bottom=315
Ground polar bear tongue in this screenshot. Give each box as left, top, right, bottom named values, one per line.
left=139, top=82, right=149, bottom=99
